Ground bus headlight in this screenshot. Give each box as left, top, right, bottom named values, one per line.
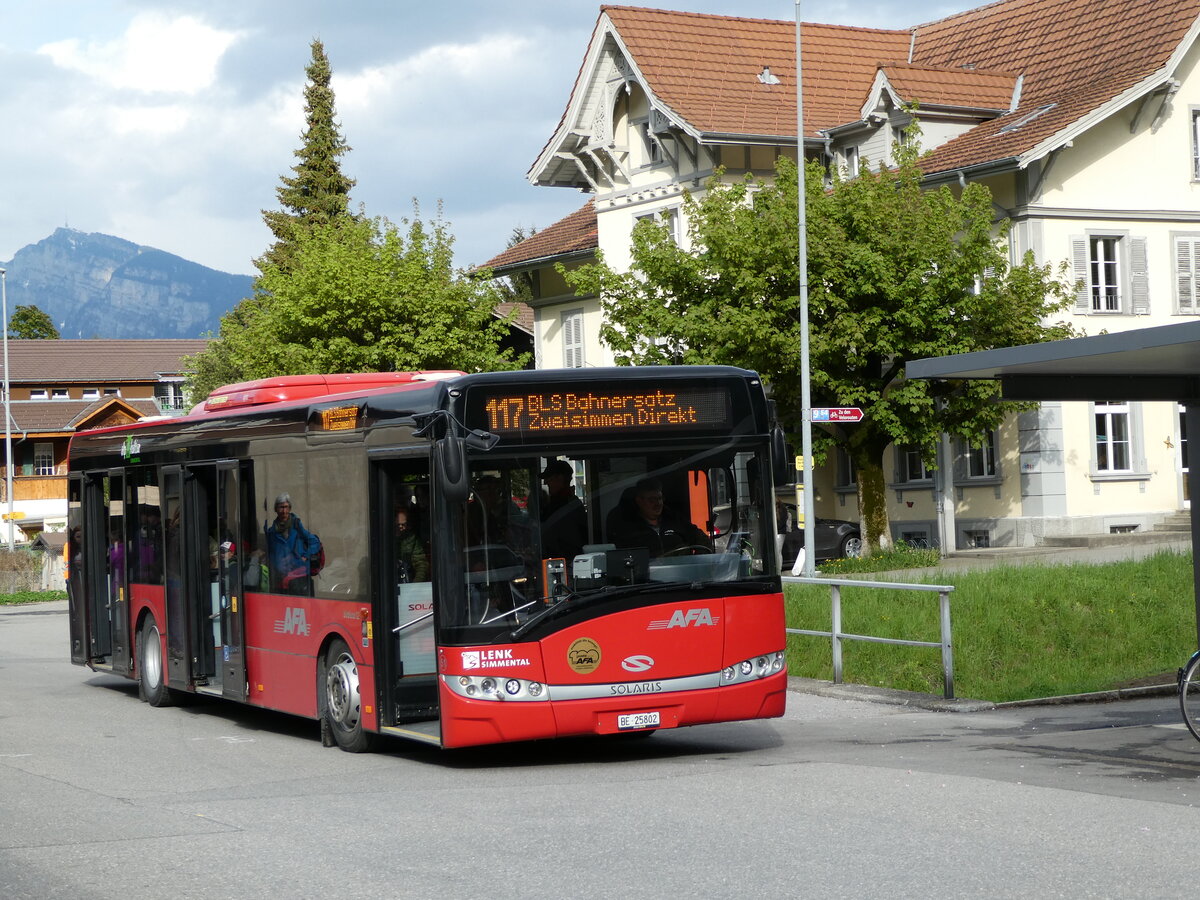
left=723, top=651, right=786, bottom=686
left=446, top=674, right=549, bottom=702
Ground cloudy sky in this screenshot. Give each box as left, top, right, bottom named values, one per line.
left=0, top=0, right=964, bottom=276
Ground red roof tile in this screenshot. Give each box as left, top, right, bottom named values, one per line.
left=542, top=2, right=1200, bottom=179
left=482, top=201, right=598, bottom=271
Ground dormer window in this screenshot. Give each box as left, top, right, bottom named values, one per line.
left=29, top=389, right=47, bottom=400
left=82, top=388, right=99, bottom=400
left=52, top=389, right=69, bottom=400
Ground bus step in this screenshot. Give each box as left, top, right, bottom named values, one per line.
left=380, top=721, right=441, bottom=747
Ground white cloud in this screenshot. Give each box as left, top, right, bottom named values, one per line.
left=37, top=12, right=241, bottom=94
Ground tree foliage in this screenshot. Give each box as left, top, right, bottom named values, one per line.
left=9, top=305, right=59, bottom=339
left=188, top=210, right=526, bottom=398
left=259, top=39, right=356, bottom=273
left=565, top=143, right=1075, bottom=551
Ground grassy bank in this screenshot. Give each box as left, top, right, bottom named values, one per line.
left=0, top=590, right=66, bottom=605
left=785, top=550, right=1195, bottom=702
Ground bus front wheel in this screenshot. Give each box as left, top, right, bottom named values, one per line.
left=321, top=638, right=373, bottom=753
left=138, top=617, right=173, bottom=707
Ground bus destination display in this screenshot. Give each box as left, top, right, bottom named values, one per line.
left=476, top=386, right=733, bottom=436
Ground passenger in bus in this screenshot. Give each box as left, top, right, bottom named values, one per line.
left=395, top=506, right=429, bottom=583
left=468, top=474, right=519, bottom=545
left=539, top=459, right=587, bottom=563
left=265, top=493, right=322, bottom=596
left=610, top=478, right=711, bottom=558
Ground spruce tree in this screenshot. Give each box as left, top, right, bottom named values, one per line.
left=259, top=39, right=355, bottom=273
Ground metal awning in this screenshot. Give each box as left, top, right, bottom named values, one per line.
left=908, top=319, right=1200, bottom=647
left=907, top=320, right=1200, bottom=401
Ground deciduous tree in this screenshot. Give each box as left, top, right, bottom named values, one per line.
left=565, top=145, right=1075, bottom=552
left=8, top=304, right=59, bottom=339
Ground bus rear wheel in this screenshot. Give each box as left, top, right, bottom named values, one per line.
left=138, top=617, right=173, bottom=707
left=322, top=639, right=373, bottom=753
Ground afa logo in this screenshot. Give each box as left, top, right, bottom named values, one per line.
left=647, top=608, right=719, bottom=630
left=567, top=637, right=601, bottom=675
left=273, top=607, right=311, bottom=636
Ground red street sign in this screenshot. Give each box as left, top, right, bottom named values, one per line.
left=811, top=407, right=864, bottom=423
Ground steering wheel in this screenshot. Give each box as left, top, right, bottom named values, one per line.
left=662, top=544, right=713, bottom=557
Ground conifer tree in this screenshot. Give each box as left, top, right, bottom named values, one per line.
left=259, top=39, right=356, bottom=273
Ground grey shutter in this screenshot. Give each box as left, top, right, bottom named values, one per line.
left=1129, top=236, right=1149, bottom=315
left=1070, top=237, right=1089, bottom=312
left=1177, top=237, right=1197, bottom=313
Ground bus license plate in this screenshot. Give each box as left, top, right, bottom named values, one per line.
left=617, top=711, right=660, bottom=730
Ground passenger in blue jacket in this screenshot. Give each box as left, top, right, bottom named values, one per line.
left=266, top=493, right=321, bottom=595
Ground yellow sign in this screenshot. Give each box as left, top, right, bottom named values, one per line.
left=2, top=511, right=25, bottom=520
left=319, top=406, right=360, bottom=431
left=567, top=637, right=602, bottom=675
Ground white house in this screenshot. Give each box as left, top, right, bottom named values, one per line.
left=494, top=0, right=1200, bottom=548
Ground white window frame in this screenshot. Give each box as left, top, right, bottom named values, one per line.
left=33, top=442, right=55, bottom=476
left=29, top=389, right=47, bottom=400
left=964, top=432, right=998, bottom=479
left=1091, top=400, right=1147, bottom=479
left=1192, top=107, right=1200, bottom=181
left=82, top=388, right=100, bottom=400
left=1071, top=232, right=1149, bottom=316
left=843, top=144, right=859, bottom=175
left=561, top=308, right=585, bottom=369
left=897, top=446, right=932, bottom=484
left=51, top=388, right=69, bottom=400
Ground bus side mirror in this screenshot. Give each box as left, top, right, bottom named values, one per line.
left=436, top=437, right=469, bottom=504
left=771, top=427, right=790, bottom=487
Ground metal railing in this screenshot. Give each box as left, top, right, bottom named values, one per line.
left=783, top=575, right=956, bottom=699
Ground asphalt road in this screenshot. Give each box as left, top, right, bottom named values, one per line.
left=3, top=600, right=1200, bottom=899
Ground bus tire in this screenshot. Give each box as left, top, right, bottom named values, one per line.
left=321, top=638, right=373, bottom=753
left=138, top=617, right=173, bottom=707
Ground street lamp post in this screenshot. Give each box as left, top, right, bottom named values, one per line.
left=0, top=268, right=12, bottom=550
left=795, top=3, right=816, bottom=576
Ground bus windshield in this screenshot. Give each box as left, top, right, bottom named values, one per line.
left=440, top=442, right=775, bottom=644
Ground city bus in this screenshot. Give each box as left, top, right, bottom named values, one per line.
left=65, top=366, right=787, bottom=751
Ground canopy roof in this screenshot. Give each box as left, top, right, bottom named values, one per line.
left=906, top=321, right=1200, bottom=402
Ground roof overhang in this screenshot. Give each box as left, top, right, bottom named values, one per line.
left=907, top=320, right=1200, bottom=402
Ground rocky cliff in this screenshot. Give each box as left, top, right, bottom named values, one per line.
left=1, top=228, right=253, bottom=339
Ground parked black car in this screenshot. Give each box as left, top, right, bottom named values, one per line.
left=777, top=503, right=862, bottom=568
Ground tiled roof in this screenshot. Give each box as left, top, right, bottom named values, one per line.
left=603, top=6, right=911, bottom=138
left=494, top=302, right=535, bottom=333
left=482, top=201, right=598, bottom=271
left=7, top=339, right=209, bottom=384
left=9, top=397, right=160, bottom=434
left=876, top=63, right=1018, bottom=112
left=546, top=1, right=1200, bottom=178
left=911, top=0, right=1200, bottom=174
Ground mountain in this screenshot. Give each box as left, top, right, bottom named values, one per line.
left=0, top=228, right=253, bottom=339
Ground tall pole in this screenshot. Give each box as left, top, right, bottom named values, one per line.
left=795, top=3, right=816, bottom=576
left=0, top=268, right=12, bottom=550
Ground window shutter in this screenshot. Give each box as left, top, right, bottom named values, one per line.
left=1129, top=236, right=1149, bottom=315
left=1177, top=237, right=1198, bottom=313
left=562, top=310, right=584, bottom=369
left=1070, top=237, right=1089, bottom=312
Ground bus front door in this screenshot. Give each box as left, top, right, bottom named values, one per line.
left=376, top=459, right=438, bottom=725
left=163, top=463, right=247, bottom=697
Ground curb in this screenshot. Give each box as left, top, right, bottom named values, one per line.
left=786, top=675, right=1178, bottom=712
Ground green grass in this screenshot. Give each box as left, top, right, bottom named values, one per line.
left=0, top=590, right=66, bottom=606
left=818, top=541, right=940, bottom=574
left=786, top=550, right=1195, bottom=702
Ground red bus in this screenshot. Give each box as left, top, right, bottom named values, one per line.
left=66, top=366, right=787, bottom=750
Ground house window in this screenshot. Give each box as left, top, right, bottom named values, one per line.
left=1094, top=401, right=1131, bottom=472
left=82, top=388, right=99, bottom=400
left=33, top=442, right=55, bottom=476
left=562, top=309, right=584, bottom=369
left=1174, top=234, right=1200, bottom=313
left=843, top=145, right=859, bottom=175
left=29, top=389, right=47, bottom=400
left=965, top=432, right=997, bottom=478
left=898, top=446, right=931, bottom=483
left=154, top=382, right=187, bottom=411
left=964, top=529, right=990, bottom=549
left=1071, top=233, right=1148, bottom=315
left=1192, top=109, right=1200, bottom=180
left=51, top=389, right=69, bottom=400
left=104, top=388, right=120, bottom=396
left=835, top=447, right=857, bottom=488
left=639, top=123, right=662, bottom=166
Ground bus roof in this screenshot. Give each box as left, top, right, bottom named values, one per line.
left=200, top=371, right=464, bottom=413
